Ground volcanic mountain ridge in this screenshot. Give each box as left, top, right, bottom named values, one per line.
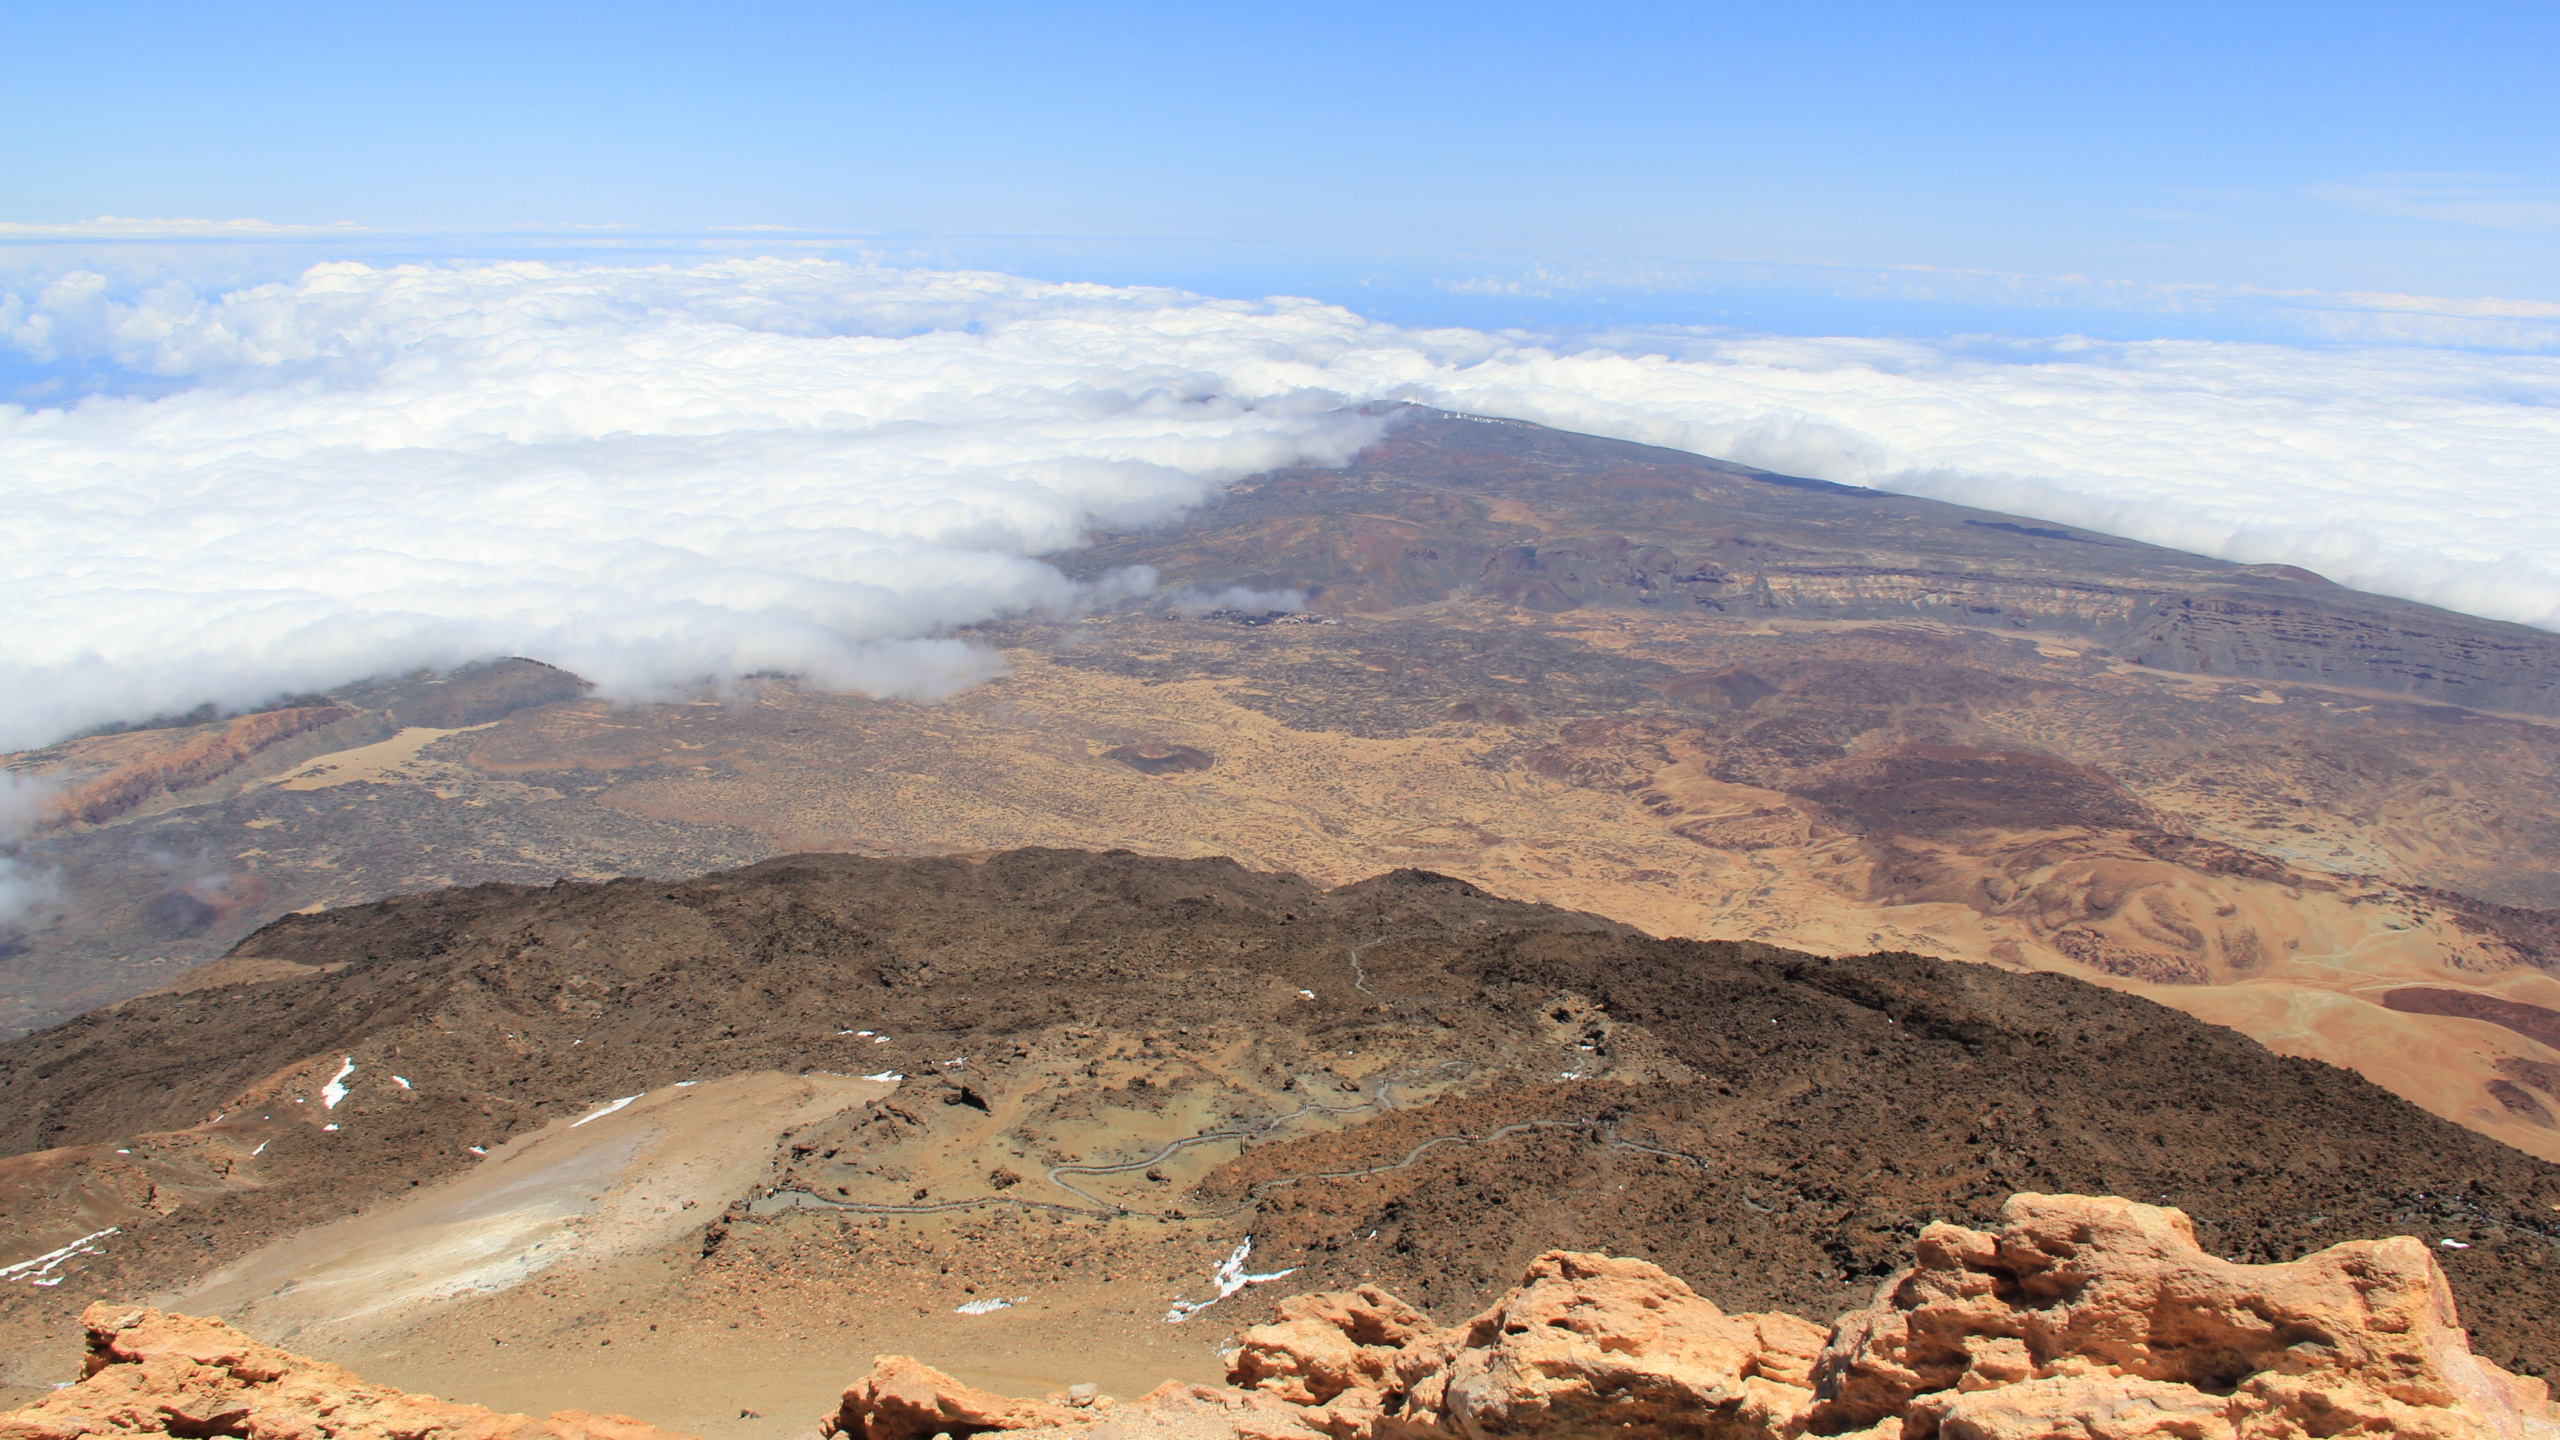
left=0, top=848, right=2554, bottom=1430
left=11, top=411, right=2560, bottom=1178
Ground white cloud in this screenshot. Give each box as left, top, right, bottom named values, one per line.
left=0, top=216, right=368, bottom=238
left=2, top=254, right=2557, bottom=751
left=1430, top=256, right=2560, bottom=350
left=1166, top=584, right=1312, bottom=616
left=2305, top=173, right=2560, bottom=231
left=0, top=259, right=1397, bottom=747
left=2274, top=289, right=2560, bottom=350
left=0, top=774, right=62, bottom=931
left=0, top=860, right=58, bottom=935
left=0, top=772, right=57, bottom=837
left=1402, top=331, right=2560, bottom=634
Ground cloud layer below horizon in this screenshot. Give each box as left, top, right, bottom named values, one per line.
left=4, top=256, right=2557, bottom=751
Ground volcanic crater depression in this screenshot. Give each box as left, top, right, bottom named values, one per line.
left=1103, top=742, right=1214, bottom=776
left=0, top=848, right=2554, bottom=1422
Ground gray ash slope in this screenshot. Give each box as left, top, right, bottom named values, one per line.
left=0, top=849, right=2555, bottom=1379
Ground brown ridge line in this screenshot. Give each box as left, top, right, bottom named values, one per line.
left=32, top=705, right=355, bottom=829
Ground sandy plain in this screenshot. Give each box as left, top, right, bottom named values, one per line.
left=438, top=616, right=2560, bottom=1163
left=10, top=602, right=2560, bottom=1164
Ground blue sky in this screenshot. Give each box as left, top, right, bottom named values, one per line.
left=2, top=2, right=2559, bottom=747
left=6, top=0, right=2556, bottom=337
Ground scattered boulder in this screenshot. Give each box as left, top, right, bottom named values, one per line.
left=1234, top=1253, right=1826, bottom=1440
left=0, top=1303, right=695, bottom=1440
left=1231, top=1285, right=1438, bottom=1407
left=1420, top=1252, right=1823, bottom=1440
left=821, top=1356, right=1077, bottom=1440
left=1807, top=1192, right=2560, bottom=1439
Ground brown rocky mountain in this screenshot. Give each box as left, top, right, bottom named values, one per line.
left=0, top=851, right=2554, bottom=1432
left=1072, top=410, right=2560, bottom=715
left=6, top=409, right=2558, bottom=1167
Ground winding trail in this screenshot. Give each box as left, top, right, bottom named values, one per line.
left=756, top=1057, right=1712, bottom=1224
left=755, top=938, right=1713, bottom=1223
left=1346, top=934, right=1391, bottom=1002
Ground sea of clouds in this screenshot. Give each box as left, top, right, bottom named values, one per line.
left=3, top=255, right=2557, bottom=755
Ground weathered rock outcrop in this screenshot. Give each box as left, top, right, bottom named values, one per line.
left=0, top=1303, right=697, bottom=1440
left=39, top=707, right=355, bottom=830
left=1228, top=1257, right=1824, bottom=1440
left=1804, top=1193, right=2560, bottom=1439
left=1215, top=1194, right=2560, bottom=1440
left=819, top=1357, right=1080, bottom=1440
left=827, top=1196, right=2560, bottom=1439
left=820, top=1363, right=1321, bottom=1440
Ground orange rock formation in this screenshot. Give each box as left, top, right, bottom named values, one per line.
left=39, top=707, right=353, bottom=829
left=1211, top=1193, right=2559, bottom=1440
left=820, top=1358, right=1080, bottom=1440
left=0, top=1304, right=699, bottom=1440
left=833, top=1194, right=2559, bottom=1440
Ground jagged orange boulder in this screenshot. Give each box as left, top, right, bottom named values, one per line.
left=0, top=1303, right=698, bottom=1440
left=1230, top=1285, right=1439, bottom=1407
left=1085, top=1382, right=1329, bottom=1440
left=1808, top=1192, right=2560, bottom=1440
left=1223, top=1197, right=2560, bottom=1440
left=1231, top=1252, right=1825, bottom=1440
left=819, top=1357, right=1079, bottom=1440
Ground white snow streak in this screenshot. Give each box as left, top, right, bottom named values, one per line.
left=320, top=1057, right=355, bottom=1110
left=1, top=1227, right=119, bottom=1285
left=1163, top=1238, right=1297, bottom=1322
left=569, top=1095, right=640, bottom=1128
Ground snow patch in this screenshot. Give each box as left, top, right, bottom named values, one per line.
left=570, top=1095, right=641, bottom=1128
left=2, top=1227, right=119, bottom=1286
left=320, top=1057, right=356, bottom=1110
left=1163, top=1239, right=1297, bottom=1322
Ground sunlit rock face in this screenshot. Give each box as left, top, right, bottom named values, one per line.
left=0, top=1303, right=701, bottom=1440
left=1217, top=1196, right=2560, bottom=1440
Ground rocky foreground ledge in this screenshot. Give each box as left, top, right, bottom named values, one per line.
left=8, top=1196, right=2556, bottom=1440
